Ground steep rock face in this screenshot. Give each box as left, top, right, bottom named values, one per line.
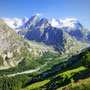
left=18, top=16, right=89, bottom=53
left=24, top=27, right=63, bottom=46
left=0, top=19, right=56, bottom=69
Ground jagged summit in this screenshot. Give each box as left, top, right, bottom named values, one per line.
left=29, top=14, right=39, bottom=21
left=22, top=17, right=28, bottom=23
left=19, top=15, right=39, bottom=29
left=19, top=15, right=50, bottom=30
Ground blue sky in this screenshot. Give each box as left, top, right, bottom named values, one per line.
left=0, top=0, right=90, bottom=29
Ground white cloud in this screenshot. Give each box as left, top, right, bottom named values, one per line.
left=35, top=13, right=42, bottom=16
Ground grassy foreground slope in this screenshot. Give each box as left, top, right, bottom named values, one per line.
left=58, top=77, right=90, bottom=90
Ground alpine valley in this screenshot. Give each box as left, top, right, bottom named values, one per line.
left=0, top=14, right=90, bottom=90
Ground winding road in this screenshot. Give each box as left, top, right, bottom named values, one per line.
left=0, top=62, right=48, bottom=78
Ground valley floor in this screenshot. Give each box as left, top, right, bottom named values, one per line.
left=0, top=62, right=48, bottom=77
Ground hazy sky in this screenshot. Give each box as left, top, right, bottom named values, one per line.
left=0, top=0, right=90, bottom=29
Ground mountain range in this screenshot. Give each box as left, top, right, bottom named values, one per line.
left=2, top=15, right=90, bottom=43
left=17, top=15, right=89, bottom=53
left=0, top=14, right=89, bottom=70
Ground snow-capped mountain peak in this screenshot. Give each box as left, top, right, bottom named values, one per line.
left=50, top=18, right=59, bottom=27
left=29, top=14, right=39, bottom=22
left=58, top=18, right=78, bottom=28
left=50, top=18, right=82, bottom=29
left=2, top=17, right=28, bottom=30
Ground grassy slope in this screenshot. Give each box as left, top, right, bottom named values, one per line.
left=23, top=51, right=90, bottom=90
left=22, top=80, right=50, bottom=90
left=58, top=77, right=90, bottom=90
left=23, top=66, right=86, bottom=90
left=42, top=66, right=87, bottom=90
